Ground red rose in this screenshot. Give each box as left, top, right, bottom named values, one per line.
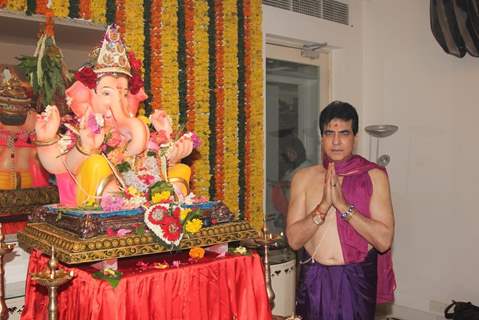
left=74, top=67, right=97, bottom=89
left=129, top=74, right=144, bottom=95
left=128, top=51, right=142, bottom=72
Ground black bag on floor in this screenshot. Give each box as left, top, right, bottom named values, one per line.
left=445, top=300, right=479, bottom=320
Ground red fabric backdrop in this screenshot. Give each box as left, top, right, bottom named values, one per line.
left=21, top=250, right=272, bottom=320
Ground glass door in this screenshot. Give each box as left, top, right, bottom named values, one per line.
left=265, top=43, right=330, bottom=235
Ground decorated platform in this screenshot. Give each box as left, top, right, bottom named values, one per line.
left=18, top=220, right=258, bottom=265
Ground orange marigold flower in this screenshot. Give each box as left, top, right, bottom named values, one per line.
left=189, top=247, right=205, bottom=259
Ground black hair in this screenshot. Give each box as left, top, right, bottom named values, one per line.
left=319, top=100, right=359, bottom=135
left=279, top=134, right=306, bottom=169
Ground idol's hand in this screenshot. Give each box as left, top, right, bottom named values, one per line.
left=330, top=163, right=348, bottom=212
left=150, top=109, right=173, bottom=139
left=166, top=135, right=193, bottom=165
left=78, top=108, right=105, bottom=154
left=35, top=105, right=60, bottom=141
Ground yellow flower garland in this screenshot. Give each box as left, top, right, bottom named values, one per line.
left=190, top=0, right=211, bottom=198
left=6, top=0, right=26, bottom=11
left=160, top=0, right=179, bottom=125
left=124, top=0, right=145, bottom=73
left=248, top=0, right=264, bottom=231
left=90, top=0, right=107, bottom=24
left=222, top=0, right=239, bottom=215
left=51, top=0, right=68, bottom=17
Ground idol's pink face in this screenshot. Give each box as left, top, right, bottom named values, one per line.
left=91, top=75, right=130, bottom=127
left=321, top=118, right=355, bottom=162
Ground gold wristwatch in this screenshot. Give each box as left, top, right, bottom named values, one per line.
left=312, top=213, right=323, bottom=225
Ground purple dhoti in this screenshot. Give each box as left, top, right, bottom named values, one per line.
left=296, top=250, right=378, bottom=320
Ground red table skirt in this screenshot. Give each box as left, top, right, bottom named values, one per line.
left=1, top=221, right=27, bottom=234
left=21, top=250, right=272, bottom=320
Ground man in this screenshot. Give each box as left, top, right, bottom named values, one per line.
left=286, top=101, right=396, bottom=320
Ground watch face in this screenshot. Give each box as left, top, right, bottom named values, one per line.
left=313, top=215, right=323, bottom=225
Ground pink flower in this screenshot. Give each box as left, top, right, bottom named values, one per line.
left=116, top=229, right=132, bottom=236
left=139, top=174, right=155, bottom=185
left=106, top=130, right=122, bottom=148
left=150, top=131, right=170, bottom=145
left=87, top=113, right=101, bottom=134
left=189, top=132, right=201, bottom=149
left=101, top=194, right=125, bottom=212
left=147, top=140, right=160, bottom=152
left=106, top=228, right=116, bottom=237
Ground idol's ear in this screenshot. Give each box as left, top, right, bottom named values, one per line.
left=127, top=87, right=148, bottom=116
left=65, top=81, right=93, bottom=118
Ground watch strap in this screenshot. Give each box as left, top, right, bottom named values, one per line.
left=340, top=204, right=355, bottom=221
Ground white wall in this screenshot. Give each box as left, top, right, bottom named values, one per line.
left=265, top=0, right=479, bottom=315
left=362, top=0, right=479, bottom=313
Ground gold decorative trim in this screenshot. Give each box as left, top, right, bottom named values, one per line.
left=0, top=187, right=59, bottom=222
left=18, top=221, right=259, bottom=265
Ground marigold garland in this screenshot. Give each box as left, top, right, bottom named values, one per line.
left=115, top=0, right=125, bottom=34
left=90, top=0, right=107, bottom=24
left=6, top=0, right=26, bottom=11
left=124, top=0, right=144, bottom=73
left=222, top=0, right=239, bottom=215
left=243, top=0, right=252, bottom=222
left=149, top=0, right=163, bottom=111
left=184, top=0, right=195, bottom=132
left=35, top=0, right=47, bottom=14
left=160, top=0, right=180, bottom=125
left=191, top=0, right=210, bottom=198
left=236, top=0, right=246, bottom=219
left=248, top=0, right=264, bottom=231
left=214, top=0, right=225, bottom=201
left=51, top=0, right=68, bottom=18
left=78, top=0, right=90, bottom=20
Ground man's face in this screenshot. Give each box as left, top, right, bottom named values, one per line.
left=322, top=118, right=355, bottom=162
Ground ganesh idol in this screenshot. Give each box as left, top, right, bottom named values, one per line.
left=34, top=25, right=194, bottom=208
left=0, top=66, right=49, bottom=190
